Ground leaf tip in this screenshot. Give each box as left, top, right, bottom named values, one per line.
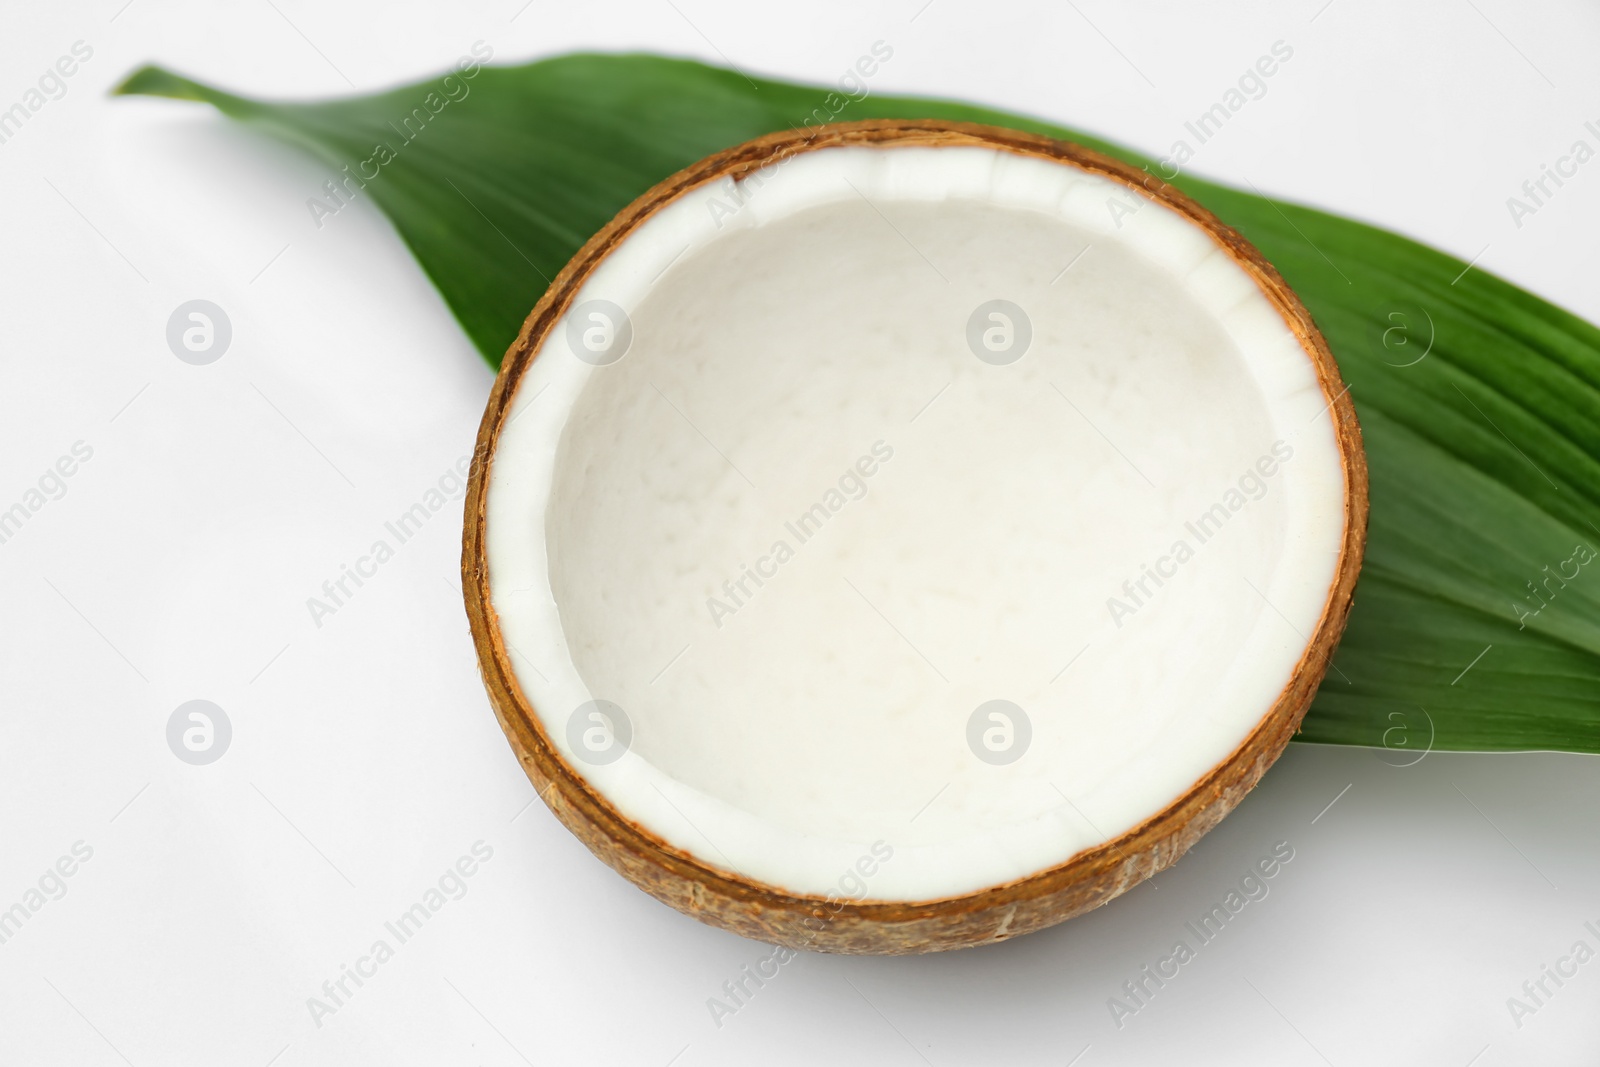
left=110, top=65, right=251, bottom=113
left=113, top=65, right=191, bottom=99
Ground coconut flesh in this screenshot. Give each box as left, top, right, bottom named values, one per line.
left=480, top=134, right=1352, bottom=930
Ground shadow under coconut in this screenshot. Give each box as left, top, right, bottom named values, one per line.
left=730, top=743, right=1600, bottom=1066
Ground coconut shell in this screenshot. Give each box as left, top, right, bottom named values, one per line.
left=462, top=120, right=1368, bottom=955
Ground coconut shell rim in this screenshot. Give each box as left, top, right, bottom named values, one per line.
left=461, top=119, right=1369, bottom=951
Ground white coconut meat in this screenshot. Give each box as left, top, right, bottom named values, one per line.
left=485, top=144, right=1346, bottom=902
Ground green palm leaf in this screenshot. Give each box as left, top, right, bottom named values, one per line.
left=116, top=53, right=1600, bottom=753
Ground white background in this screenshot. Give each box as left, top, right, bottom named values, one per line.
left=3, top=1, right=1598, bottom=1064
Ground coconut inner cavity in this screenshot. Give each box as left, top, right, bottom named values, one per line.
left=485, top=145, right=1346, bottom=901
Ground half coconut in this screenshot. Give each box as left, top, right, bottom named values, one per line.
left=464, top=121, right=1365, bottom=955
